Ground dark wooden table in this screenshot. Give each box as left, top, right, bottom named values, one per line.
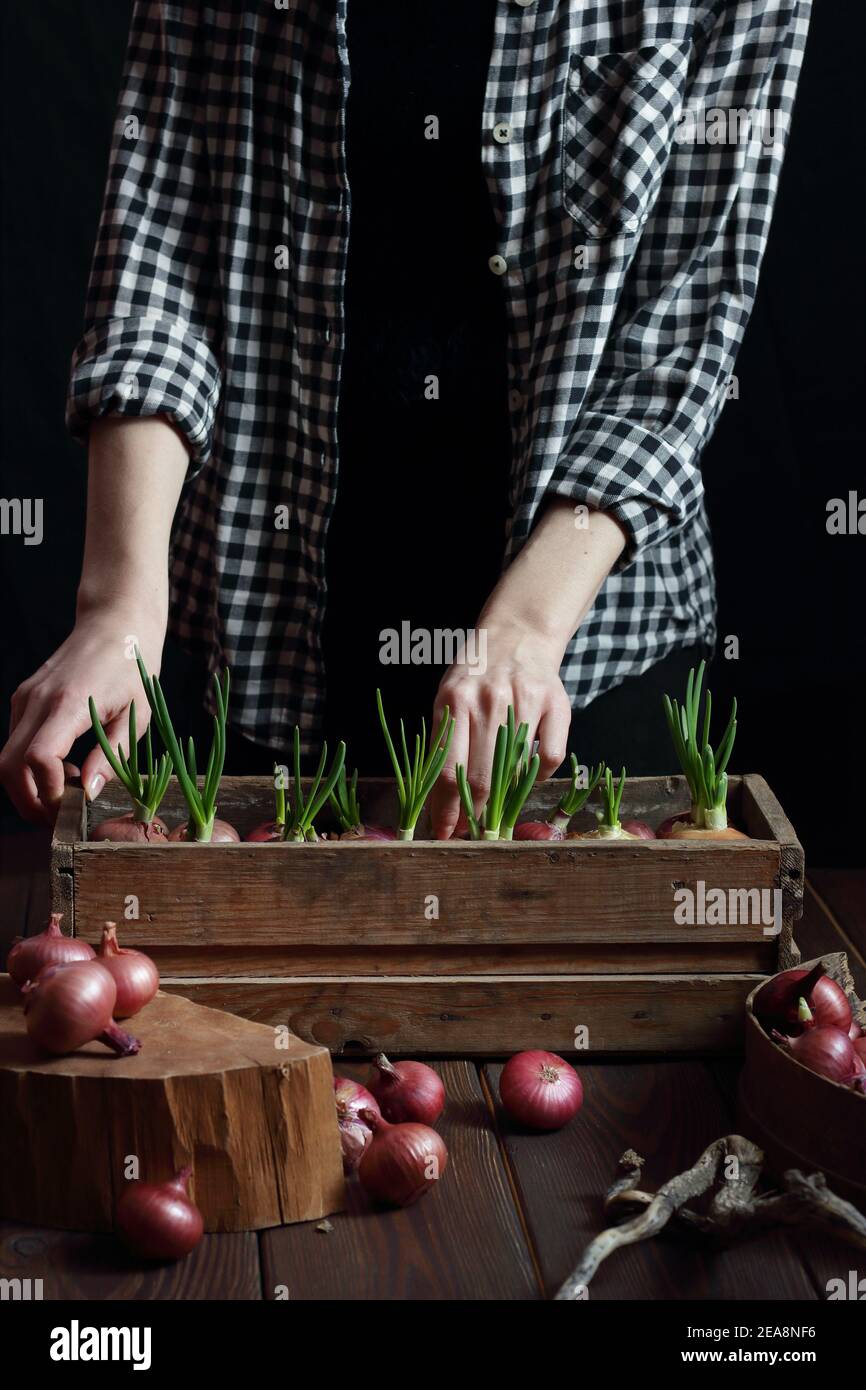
left=1, top=832, right=863, bottom=1301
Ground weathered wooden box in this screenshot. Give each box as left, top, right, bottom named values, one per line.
left=50, top=774, right=803, bottom=1056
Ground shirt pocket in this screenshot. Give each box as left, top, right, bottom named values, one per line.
left=562, top=41, right=692, bottom=240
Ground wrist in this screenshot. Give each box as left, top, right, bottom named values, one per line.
left=476, top=609, right=569, bottom=671
left=75, top=582, right=168, bottom=640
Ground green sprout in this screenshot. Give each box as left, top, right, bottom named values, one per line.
left=376, top=689, right=454, bottom=840
left=87, top=698, right=171, bottom=825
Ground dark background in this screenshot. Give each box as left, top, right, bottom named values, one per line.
left=1, top=1, right=863, bottom=863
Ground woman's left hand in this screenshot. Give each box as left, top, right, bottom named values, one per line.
left=429, top=619, right=572, bottom=839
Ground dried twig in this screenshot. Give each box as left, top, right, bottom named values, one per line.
left=556, top=1135, right=866, bottom=1300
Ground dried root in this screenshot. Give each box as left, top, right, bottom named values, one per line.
left=556, top=1135, right=866, bottom=1300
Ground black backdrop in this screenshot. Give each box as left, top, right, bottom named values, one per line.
left=1, top=1, right=863, bottom=863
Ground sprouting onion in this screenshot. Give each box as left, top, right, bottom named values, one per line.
left=284, top=727, right=346, bottom=842
left=376, top=690, right=454, bottom=841
left=456, top=706, right=540, bottom=841
left=329, top=763, right=362, bottom=835
left=246, top=763, right=288, bottom=842
left=514, top=754, right=604, bottom=839
left=136, top=650, right=231, bottom=844
left=580, top=766, right=634, bottom=840
left=88, top=699, right=171, bottom=834
left=662, top=661, right=738, bottom=832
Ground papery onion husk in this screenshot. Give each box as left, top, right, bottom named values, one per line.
left=7, top=912, right=95, bottom=988
left=90, top=813, right=168, bottom=843
left=334, top=1076, right=381, bottom=1172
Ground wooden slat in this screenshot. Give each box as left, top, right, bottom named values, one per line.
left=806, top=870, right=866, bottom=975
left=136, top=941, right=775, bottom=977
left=259, top=1061, right=539, bottom=1300
left=0, top=832, right=51, bottom=962
left=71, top=839, right=781, bottom=947
left=159, top=973, right=764, bottom=1055
left=485, top=1059, right=816, bottom=1300
left=0, top=1222, right=261, bottom=1301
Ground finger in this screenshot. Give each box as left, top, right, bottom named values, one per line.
left=26, top=697, right=98, bottom=816
left=535, top=697, right=572, bottom=780
left=79, top=704, right=136, bottom=801
left=465, top=704, right=498, bottom=817
left=430, top=700, right=470, bottom=840
left=0, top=701, right=56, bottom=822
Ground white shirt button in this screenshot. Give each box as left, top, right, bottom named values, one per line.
left=514, top=0, right=534, bottom=7
left=488, top=254, right=508, bottom=276
left=493, top=121, right=513, bottom=144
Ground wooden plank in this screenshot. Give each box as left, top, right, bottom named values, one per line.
left=797, top=883, right=866, bottom=999
left=137, top=941, right=776, bottom=977
left=0, top=1222, right=261, bottom=1301
left=70, top=838, right=782, bottom=947
left=260, top=1060, right=539, bottom=1300
left=0, top=831, right=51, bottom=961
left=159, top=973, right=764, bottom=1055
left=806, top=870, right=866, bottom=974
left=486, top=1059, right=816, bottom=1300
left=740, top=775, right=805, bottom=969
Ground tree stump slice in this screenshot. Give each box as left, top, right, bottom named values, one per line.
left=0, top=977, right=344, bottom=1233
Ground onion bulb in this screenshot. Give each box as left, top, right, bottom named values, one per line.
left=499, top=1050, right=583, bottom=1131
left=95, top=922, right=159, bottom=1018
left=6, top=912, right=95, bottom=988
left=334, top=1076, right=381, bottom=1172
left=115, top=1167, right=204, bottom=1260
left=23, top=961, right=140, bottom=1056
left=771, top=1026, right=861, bottom=1085
left=755, top=963, right=852, bottom=1036
left=357, top=1108, right=448, bottom=1207
left=369, top=1053, right=445, bottom=1125
left=168, top=819, right=240, bottom=842
left=91, top=813, right=168, bottom=843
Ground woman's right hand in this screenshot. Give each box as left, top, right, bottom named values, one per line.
left=0, top=609, right=165, bottom=825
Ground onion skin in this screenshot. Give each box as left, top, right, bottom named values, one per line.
left=90, top=814, right=167, bottom=843
left=579, top=825, right=636, bottom=841
left=115, top=1167, right=204, bottom=1261
left=771, top=1025, right=861, bottom=1085
left=369, top=1053, right=445, bottom=1126
left=7, top=912, right=95, bottom=988
left=655, top=811, right=693, bottom=839
left=334, top=1076, right=381, bottom=1173
left=621, top=819, right=656, bottom=840
left=755, top=963, right=852, bottom=1036
left=357, top=1109, right=448, bottom=1207
left=850, top=1021, right=864, bottom=1041
left=340, top=825, right=398, bottom=841
left=23, top=961, right=141, bottom=1057
left=168, top=819, right=240, bottom=843
left=95, top=922, right=159, bottom=1019
left=668, top=824, right=749, bottom=841
left=499, top=1050, right=584, bottom=1131
left=245, top=820, right=284, bottom=843
left=513, top=821, right=566, bottom=842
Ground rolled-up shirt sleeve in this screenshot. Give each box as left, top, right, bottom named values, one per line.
left=66, top=2, right=221, bottom=472
left=550, top=0, right=810, bottom=567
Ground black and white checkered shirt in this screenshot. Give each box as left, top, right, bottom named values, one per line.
left=66, top=1, right=810, bottom=751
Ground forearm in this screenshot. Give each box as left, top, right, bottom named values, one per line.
left=76, top=417, right=189, bottom=628
left=478, top=501, right=626, bottom=660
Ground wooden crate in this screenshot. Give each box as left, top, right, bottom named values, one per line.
left=50, top=774, right=803, bottom=1056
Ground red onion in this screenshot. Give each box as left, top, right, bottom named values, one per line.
left=168, top=819, right=239, bottom=842
left=755, top=962, right=852, bottom=1035
left=115, top=1167, right=203, bottom=1260
left=848, top=1020, right=863, bottom=1041
left=334, top=1075, right=381, bottom=1172
left=23, top=961, right=140, bottom=1056
left=655, top=811, right=693, bottom=838
left=621, top=819, right=656, bottom=839
left=95, top=922, right=159, bottom=1019
left=91, top=813, right=167, bottom=843
left=245, top=820, right=283, bottom=842
left=853, top=1035, right=866, bottom=1067
left=341, top=825, right=398, bottom=841
left=513, top=821, right=566, bottom=841
left=357, top=1108, right=448, bottom=1207
left=771, top=1026, right=861, bottom=1085
left=6, top=912, right=95, bottom=988
left=499, top=1050, right=584, bottom=1131
left=369, top=1053, right=445, bottom=1125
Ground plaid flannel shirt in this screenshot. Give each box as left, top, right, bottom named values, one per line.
left=67, top=0, right=810, bottom=750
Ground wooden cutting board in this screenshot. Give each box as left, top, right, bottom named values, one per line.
left=0, top=976, right=344, bottom=1233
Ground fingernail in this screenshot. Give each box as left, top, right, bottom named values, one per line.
left=86, top=774, right=105, bottom=802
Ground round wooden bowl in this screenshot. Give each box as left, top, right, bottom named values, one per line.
left=736, top=952, right=866, bottom=1211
